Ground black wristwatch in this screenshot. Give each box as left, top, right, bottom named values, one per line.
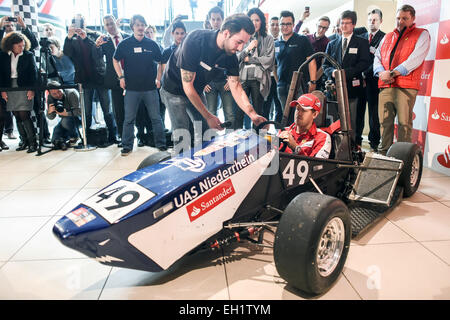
left=309, top=80, right=317, bottom=85
left=389, top=70, right=395, bottom=78
left=118, top=75, right=125, bottom=80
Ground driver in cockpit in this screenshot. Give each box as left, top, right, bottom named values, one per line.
left=278, top=93, right=332, bottom=159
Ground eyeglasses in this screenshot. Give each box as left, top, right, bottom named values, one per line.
left=317, top=25, right=329, bottom=30
left=279, top=23, right=293, bottom=27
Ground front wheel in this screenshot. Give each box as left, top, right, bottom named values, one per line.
left=137, top=151, right=171, bottom=170
left=274, top=192, right=351, bottom=296
left=387, top=142, right=423, bottom=197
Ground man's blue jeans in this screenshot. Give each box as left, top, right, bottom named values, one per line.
left=204, top=79, right=235, bottom=124
left=122, top=90, right=166, bottom=150
left=83, top=86, right=117, bottom=139
left=160, top=87, right=208, bottom=148
left=51, top=116, right=79, bottom=143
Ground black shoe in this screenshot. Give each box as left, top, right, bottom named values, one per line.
left=0, top=141, right=9, bottom=150
left=138, top=139, right=145, bottom=148
left=158, top=146, right=168, bottom=151
left=16, top=142, right=28, bottom=151
left=61, top=142, right=68, bottom=151
left=99, top=141, right=114, bottom=148
left=121, top=148, right=132, bottom=156
left=117, top=142, right=123, bottom=148
left=27, top=144, right=37, bottom=153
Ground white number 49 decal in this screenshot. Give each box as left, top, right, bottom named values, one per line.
left=83, top=180, right=156, bottom=224
left=282, top=160, right=309, bottom=186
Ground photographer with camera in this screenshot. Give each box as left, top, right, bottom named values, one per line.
left=0, top=15, right=39, bottom=50
left=46, top=81, right=81, bottom=150
left=63, top=14, right=118, bottom=145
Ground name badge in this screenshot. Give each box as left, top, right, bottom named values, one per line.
left=134, top=47, right=143, bottom=53
left=289, top=44, right=298, bottom=48
left=352, top=79, right=361, bottom=87
left=200, top=61, right=212, bottom=71
left=370, top=46, right=376, bottom=54
left=349, top=48, right=358, bottom=54
left=275, top=47, right=280, bottom=53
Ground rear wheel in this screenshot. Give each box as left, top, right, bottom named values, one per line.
left=274, top=192, right=351, bottom=295
left=387, top=142, right=423, bottom=197
left=137, top=151, right=171, bottom=170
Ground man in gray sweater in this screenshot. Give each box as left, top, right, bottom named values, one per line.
left=46, top=81, right=81, bottom=150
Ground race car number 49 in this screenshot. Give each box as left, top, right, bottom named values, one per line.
left=83, top=180, right=156, bottom=224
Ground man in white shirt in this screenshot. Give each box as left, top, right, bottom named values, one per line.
left=96, top=15, right=130, bottom=143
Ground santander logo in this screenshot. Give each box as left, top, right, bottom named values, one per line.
left=431, top=110, right=440, bottom=120
left=441, top=34, right=449, bottom=45
left=437, top=145, right=450, bottom=169
left=187, top=179, right=236, bottom=223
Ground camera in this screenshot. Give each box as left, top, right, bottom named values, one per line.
left=72, top=18, right=84, bottom=29
left=7, top=17, right=18, bottom=22
left=40, top=37, right=51, bottom=49
left=54, top=100, right=66, bottom=113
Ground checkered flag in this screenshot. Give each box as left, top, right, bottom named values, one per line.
left=11, top=0, right=39, bottom=56
left=11, top=0, right=44, bottom=140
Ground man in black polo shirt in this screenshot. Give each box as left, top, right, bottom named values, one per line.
left=275, top=10, right=317, bottom=115
left=113, top=14, right=166, bottom=156
left=160, top=13, right=267, bottom=149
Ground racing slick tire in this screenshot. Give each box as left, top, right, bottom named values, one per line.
left=137, top=151, right=172, bottom=170
left=274, top=192, right=351, bottom=296
left=387, top=142, right=423, bottom=198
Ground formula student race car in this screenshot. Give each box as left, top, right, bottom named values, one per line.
left=53, top=53, right=423, bottom=296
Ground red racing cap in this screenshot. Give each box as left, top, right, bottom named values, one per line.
left=290, top=93, right=321, bottom=112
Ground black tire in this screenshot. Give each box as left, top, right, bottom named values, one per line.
left=274, top=192, right=351, bottom=296
left=387, top=142, right=423, bottom=197
left=137, top=151, right=172, bottom=170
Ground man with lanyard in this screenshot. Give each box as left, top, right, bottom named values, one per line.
left=361, top=9, right=385, bottom=152
left=113, top=14, right=166, bottom=156
left=96, top=15, right=130, bottom=145
left=278, top=93, right=331, bottom=159
left=275, top=10, right=317, bottom=122
left=374, top=5, right=430, bottom=155
left=160, top=13, right=267, bottom=150
left=323, top=10, right=371, bottom=147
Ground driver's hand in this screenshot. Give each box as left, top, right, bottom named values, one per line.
left=278, top=130, right=297, bottom=150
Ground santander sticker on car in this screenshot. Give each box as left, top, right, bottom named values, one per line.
left=186, top=179, right=236, bottom=222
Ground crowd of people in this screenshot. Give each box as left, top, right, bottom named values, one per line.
left=0, top=4, right=430, bottom=158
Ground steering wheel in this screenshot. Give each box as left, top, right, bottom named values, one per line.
left=254, top=121, right=289, bottom=152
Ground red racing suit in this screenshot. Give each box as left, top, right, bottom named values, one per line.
left=281, top=123, right=332, bottom=159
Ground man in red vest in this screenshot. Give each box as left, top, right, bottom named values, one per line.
left=373, top=4, right=430, bottom=155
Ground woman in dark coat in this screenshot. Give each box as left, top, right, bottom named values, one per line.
left=0, top=32, right=38, bottom=153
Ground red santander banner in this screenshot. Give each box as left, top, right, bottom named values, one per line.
left=399, top=0, right=450, bottom=175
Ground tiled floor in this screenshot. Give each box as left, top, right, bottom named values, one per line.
left=0, top=137, right=449, bottom=300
